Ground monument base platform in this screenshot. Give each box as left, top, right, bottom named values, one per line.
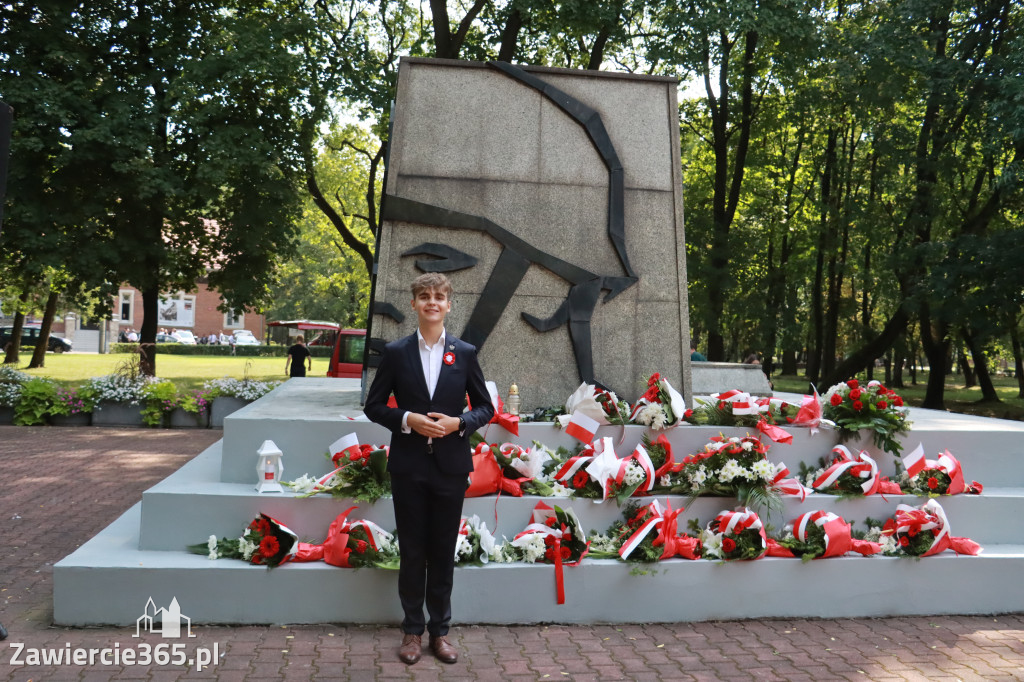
left=54, top=379, right=1024, bottom=626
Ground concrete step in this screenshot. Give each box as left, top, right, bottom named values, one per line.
left=137, top=443, right=1024, bottom=550
left=218, top=380, right=1024, bottom=486
left=54, top=502, right=1024, bottom=626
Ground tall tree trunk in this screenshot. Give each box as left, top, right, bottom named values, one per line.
left=964, top=327, right=999, bottom=402
left=1011, top=322, right=1024, bottom=399
left=2, top=288, right=29, bottom=365
left=919, top=304, right=948, bottom=409
left=957, top=346, right=975, bottom=387
left=139, top=288, right=159, bottom=376
left=863, top=244, right=873, bottom=380
left=704, top=30, right=758, bottom=361
left=27, top=290, right=59, bottom=369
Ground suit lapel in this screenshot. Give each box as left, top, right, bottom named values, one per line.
left=404, top=334, right=430, bottom=399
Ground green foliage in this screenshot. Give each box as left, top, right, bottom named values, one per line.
left=13, top=378, right=58, bottom=426
left=140, top=381, right=179, bottom=427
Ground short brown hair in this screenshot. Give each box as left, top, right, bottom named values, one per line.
left=410, top=273, right=453, bottom=300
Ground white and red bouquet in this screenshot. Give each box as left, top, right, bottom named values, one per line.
left=189, top=513, right=326, bottom=568
left=809, top=444, right=902, bottom=496
left=673, top=434, right=778, bottom=499
left=558, top=382, right=629, bottom=429
left=454, top=514, right=501, bottom=566
left=770, top=510, right=883, bottom=560
left=509, top=502, right=590, bottom=604
left=613, top=499, right=701, bottom=562
left=699, top=507, right=768, bottom=561
left=823, top=379, right=911, bottom=454
left=879, top=499, right=982, bottom=557
left=899, top=444, right=983, bottom=495
left=286, top=433, right=391, bottom=503
left=552, top=437, right=612, bottom=499
left=630, top=373, right=685, bottom=430
left=689, top=391, right=823, bottom=444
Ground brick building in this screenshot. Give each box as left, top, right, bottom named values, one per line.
left=113, top=280, right=266, bottom=341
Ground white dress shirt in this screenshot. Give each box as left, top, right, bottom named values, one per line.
left=401, top=328, right=446, bottom=434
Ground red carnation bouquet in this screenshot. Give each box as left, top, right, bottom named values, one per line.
left=879, top=499, right=982, bottom=557
left=699, top=507, right=768, bottom=561
left=190, top=508, right=400, bottom=569
left=899, top=444, right=983, bottom=495
left=822, top=379, right=911, bottom=455
left=189, top=513, right=323, bottom=568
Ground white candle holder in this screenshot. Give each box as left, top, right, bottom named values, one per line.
left=255, top=440, right=284, bottom=493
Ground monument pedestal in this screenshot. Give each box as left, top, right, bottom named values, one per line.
left=54, top=378, right=1024, bottom=626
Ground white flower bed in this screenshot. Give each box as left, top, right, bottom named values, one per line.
left=204, top=377, right=280, bottom=402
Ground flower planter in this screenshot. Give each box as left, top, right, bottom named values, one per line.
left=169, top=407, right=209, bottom=429
left=211, top=396, right=249, bottom=428
left=49, top=412, right=92, bottom=427
left=91, top=401, right=145, bottom=427
left=0, top=406, right=13, bottom=425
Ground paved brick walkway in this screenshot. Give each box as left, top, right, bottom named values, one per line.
left=1, top=425, right=1022, bottom=681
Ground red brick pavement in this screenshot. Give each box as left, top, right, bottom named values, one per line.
left=2, top=425, right=1023, bottom=681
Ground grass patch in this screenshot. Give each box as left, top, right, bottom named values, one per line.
left=772, top=373, right=1024, bottom=422
left=4, top=353, right=326, bottom=391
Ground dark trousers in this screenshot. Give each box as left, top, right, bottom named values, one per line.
left=390, top=461, right=467, bottom=637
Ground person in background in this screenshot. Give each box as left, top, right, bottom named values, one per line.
left=690, top=344, right=707, bottom=362
left=284, top=336, right=311, bottom=377
left=363, top=273, right=494, bottom=666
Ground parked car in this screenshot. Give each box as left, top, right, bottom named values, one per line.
left=327, top=329, right=366, bottom=379
left=232, top=330, right=260, bottom=346
left=171, top=330, right=197, bottom=344
left=0, top=324, right=73, bottom=353
left=155, top=333, right=180, bottom=343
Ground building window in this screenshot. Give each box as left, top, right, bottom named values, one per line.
left=118, top=291, right=134, bottom=325
left=224, top=309, right=244, bottom=329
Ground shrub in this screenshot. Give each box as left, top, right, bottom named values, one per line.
left=141, top=380, right=179, bottom=427
left=13, top=378, right=58, bottom=425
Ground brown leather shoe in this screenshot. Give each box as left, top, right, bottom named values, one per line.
left=398, top=633, right=421, bottom=664
left=429, top=635, right=458, bottom=664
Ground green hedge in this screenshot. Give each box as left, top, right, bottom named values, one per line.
left=110, top=343, right=333, bottom=358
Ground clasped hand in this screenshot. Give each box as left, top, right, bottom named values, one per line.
left=408, top=412, right=459, bottom=438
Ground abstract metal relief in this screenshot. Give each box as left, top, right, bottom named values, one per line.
left=373, top=62, right=639, bottom=387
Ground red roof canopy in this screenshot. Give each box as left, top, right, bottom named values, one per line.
left=268, top=320, right=340, bottom=331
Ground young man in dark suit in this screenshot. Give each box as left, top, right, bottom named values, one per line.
left=364, top=273, right=494, bottom=665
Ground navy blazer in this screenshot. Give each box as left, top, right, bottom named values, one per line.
left=364, top=332, right=494, bottom=475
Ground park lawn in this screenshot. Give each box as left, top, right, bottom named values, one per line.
left=772, top=373, right=1024, bottom=422
left=9, top=352, right=325, bottom=391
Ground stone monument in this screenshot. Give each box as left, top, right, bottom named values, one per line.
left=369, top=58, right=691, bottom=410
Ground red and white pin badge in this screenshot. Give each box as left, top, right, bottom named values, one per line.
left=443, top=351, right=455, bottom=366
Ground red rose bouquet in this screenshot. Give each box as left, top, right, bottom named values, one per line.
left=553, top=437, right=613, bottom=499
left=822, top=379, right=911, bottom=454
left=879, top=499, right=982, bottom=557
left=671, top=434, right=785, bottom=511
left=899, top=444, right=983, bottom=495
left=810, top=444, right=902, bottom=496
left=699, top=507, right=768, bottom=561
left=771, top=510, right=882, bottom=561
